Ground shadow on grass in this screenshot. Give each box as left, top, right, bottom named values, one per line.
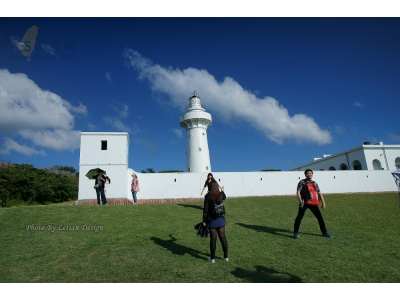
left=151, top=234, right=207, bottom=259
left=177, top=204, right=203, bottom=210
left=236, top=222, right=293, bottom=238
left=231, top=265, right=302, bottom=283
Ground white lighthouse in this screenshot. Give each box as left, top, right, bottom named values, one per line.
left=180, top=92, right=212, bottom=172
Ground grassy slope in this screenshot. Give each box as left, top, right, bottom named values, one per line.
left=0, top=193, right=399, bottom=283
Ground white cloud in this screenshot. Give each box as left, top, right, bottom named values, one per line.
left=124, top=49, right=332, bottom=145
left=105, top=71, right=112, bottom=85
left=388, top=133, right=400, bottom=143
left=172, top=128, right=183, bottom=138
left=19, top=129, right=81, bottom=151
left=0, top=69, right=86, bottom=154
left=111, top=102, right=128, bottom=119
left=102, top=102, right=133, bottom=133
left=62, top=99, right=87, bottom=115
left=131, top=123, right=141, bottom=135
left=103, top=117, right=131, bottom=132
left=9, top=37, right=20, bottom=51
left=0, top=138, right=46, bottom=156
left=87, top=122, right=97, bottom=131
left=354, top=102, right=364, bottom=108
left=41, top=43, right=56, bottom=55
left=333, top=125, right=346, bottom=135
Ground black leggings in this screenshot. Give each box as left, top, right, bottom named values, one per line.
left=294, top=204, right=327, bottom=234
left=209, top=226, right=228, bottom=259
left=96, top=187, right=107, bottom=205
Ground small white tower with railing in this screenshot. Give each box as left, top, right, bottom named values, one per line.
left=180, top=92, right=212, bottom=172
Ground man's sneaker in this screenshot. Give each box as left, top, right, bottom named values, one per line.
left=322, top=232, right=332, bottom=238
left=220, top=256, right=229, bottom=262
left=294, top=232, right=300, bottom=239
left=207, top=257, right=215, bottom=263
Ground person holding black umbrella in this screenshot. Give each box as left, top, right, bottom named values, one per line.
left=93, top=170, right=108, bottom=205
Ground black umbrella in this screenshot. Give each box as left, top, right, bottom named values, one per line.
left=85, top=168, right=107, bottom=180
left=194, top=222, right=209, bottom=238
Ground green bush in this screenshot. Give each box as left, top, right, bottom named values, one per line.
left=0, top=161, right=78, bottom=207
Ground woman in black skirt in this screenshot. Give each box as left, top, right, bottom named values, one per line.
left=202, top=181, right=228, bottom=263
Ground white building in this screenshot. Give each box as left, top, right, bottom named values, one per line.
left=179, top=93, right=212, bottom=172
left=290, top=142, right=400, bottom=171
left=78, top=132, right=135, bottom=201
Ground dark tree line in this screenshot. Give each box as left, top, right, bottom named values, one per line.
left=0, top=160, right=78, bottom=207
left=141, top=168, right=184, bottom=173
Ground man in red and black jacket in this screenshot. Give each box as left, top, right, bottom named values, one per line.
left=293, top=169, right=332, bottom=239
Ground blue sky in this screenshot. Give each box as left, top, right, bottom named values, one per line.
left=1, top=16, right=399, bottom=173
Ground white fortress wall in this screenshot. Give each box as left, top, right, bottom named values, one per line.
left=128, top=170, right=397, bottom=200
left=78, top=169, right=397, bottom=201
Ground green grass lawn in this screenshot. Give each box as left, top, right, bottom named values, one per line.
left=0, top=193, right=399, bottom=283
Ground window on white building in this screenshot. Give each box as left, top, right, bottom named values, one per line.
left=372, top=159, right=382, bottom=170
left=395, top=157, right=400, bottom=170
left=339, top=163, right=348, bottom=170
left=101, top=140, right=107, bottom=150
left=353, top=160, right=362, bottom=170
left=329, top=166, right=336, bottom=170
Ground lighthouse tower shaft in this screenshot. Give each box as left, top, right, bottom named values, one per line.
left=180, top=95, right=212, bottom=173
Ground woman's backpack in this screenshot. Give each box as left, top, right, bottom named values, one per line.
left=212, top=191, right=226, bottom=218
left=213, top=202, right=225, bottom=218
